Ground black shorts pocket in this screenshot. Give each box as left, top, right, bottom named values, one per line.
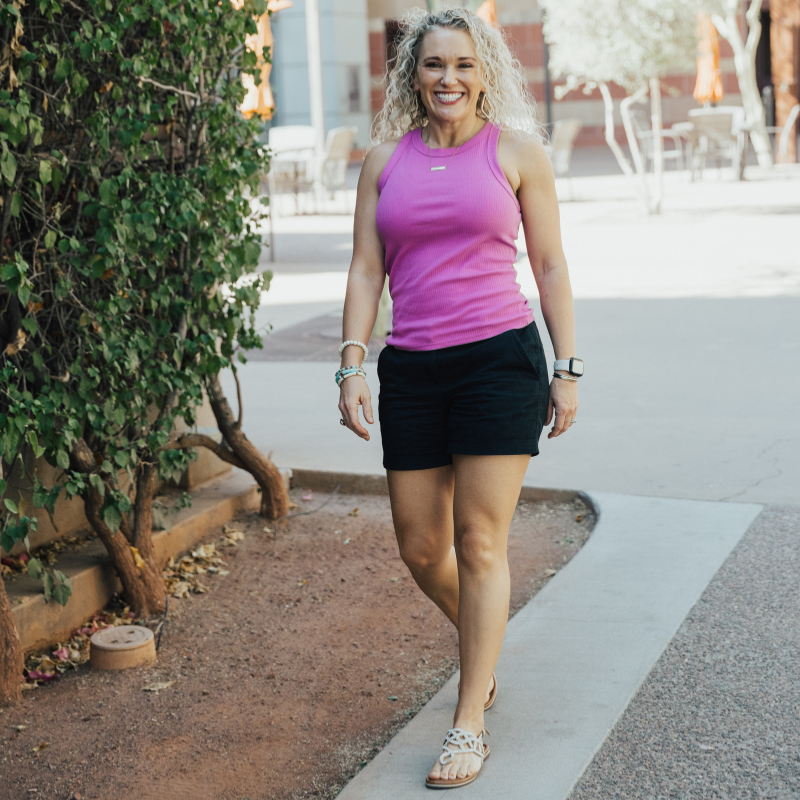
left=510, top=325, right=542, bottom=379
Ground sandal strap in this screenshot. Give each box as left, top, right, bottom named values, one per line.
left=437, top=727, right=487, bottom=766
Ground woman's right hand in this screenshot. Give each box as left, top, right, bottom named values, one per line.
left=338, top=376, right=373, bottom=441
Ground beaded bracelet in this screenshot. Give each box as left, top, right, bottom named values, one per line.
left=339, top=339, right=369, bottom=361
left=335, top=366, right=367, bottom=387
left=552, top=372, right=579, bottom=382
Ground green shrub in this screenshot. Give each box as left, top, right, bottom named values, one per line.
left=1, top=0, right=272, bottom=613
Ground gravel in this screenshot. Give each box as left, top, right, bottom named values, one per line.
left=569, top=504, right=800, bottom=800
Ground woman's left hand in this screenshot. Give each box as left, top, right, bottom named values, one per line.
left=546, top=377, right=578, bottom=439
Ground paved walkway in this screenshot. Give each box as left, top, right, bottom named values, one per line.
left=231, top=157, right=799, bottom=797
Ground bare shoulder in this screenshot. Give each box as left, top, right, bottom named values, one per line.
left=498, top=129, right=554, bottom=185
left=359, top=139, right=402, bottom=189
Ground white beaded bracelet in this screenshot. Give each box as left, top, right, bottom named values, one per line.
left=339, top=339, right=369, bottom=361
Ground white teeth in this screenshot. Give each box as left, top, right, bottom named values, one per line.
left=435, top=93, right=462, bottom=102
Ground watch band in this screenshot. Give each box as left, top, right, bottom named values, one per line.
left=554, top=358, right=584, bottom=377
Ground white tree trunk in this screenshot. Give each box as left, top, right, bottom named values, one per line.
left=599, top=82, right=636, bottom=179
left=649, top=76, right=664, bottom=213
left=620, top=83, right=655, bottom=212
left=711, top=0, right=773, bottom=169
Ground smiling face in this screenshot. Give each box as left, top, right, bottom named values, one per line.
left=413, top=26, right=486, bottom=127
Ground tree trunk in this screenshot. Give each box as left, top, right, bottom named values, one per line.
left=205, top=373, right=290, bottom=520
left=620, top=83, right=655, bottom=212
left=599, top=82, right=636, bottom=180
left=70, top=439, right=166, bottom=617
left=82, top=486, right=167, bottom=617
left=132, top=463, right=161, bottom=579
left=712, top=0, right=773, bottom=169
left=649, top=76, right=664, bottom=213
left=0, top=578, right=24, bottom=703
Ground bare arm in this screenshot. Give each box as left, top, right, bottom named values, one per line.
left=513, top=136, right=579, bottom=438
left=337, top=141, right=397, bottom=440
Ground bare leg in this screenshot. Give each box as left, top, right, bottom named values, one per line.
left=428, top=453, right=530, bottom=783
left=387, top=465, right=459, bottom=626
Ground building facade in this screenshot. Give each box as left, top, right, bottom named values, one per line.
left=269, top=0, right=799, bottom=159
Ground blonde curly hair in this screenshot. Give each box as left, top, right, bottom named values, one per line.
left=371, top=7, right=545, bottom=146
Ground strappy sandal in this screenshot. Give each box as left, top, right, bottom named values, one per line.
left=425, top=727, right=490, bottom=789
left=457, top=672, right=497, bottom=711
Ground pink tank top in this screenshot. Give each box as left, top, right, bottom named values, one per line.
left=376, top=121, right=533, bottom=351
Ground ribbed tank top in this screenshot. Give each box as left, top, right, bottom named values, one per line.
left=375, top=121, right=533, bottom=351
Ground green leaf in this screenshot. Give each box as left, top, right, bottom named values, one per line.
left=56, top=450, right=70, bottom=470
left=4, top=498, right=19, bottom=514
left=99, top=179, right=118, bottom=206
left=102, top=503, right=122, bottom=532
left=39, top=160, right=52, bottom=185
left=0, top=526, right=22, bottom=553
left=52, top=580, right=72, bottom=606
left=9, top=191, right=22, bottom=217
left=27, top=430, right=45, bottom=458
left=52, top=570, right=73, bottom=606
left=54, top=57, right=74, bottom=82
left=0, top=143, right=17, bottom=184
left=42, top=570, right=54, bottom=602
left=0, top=479, right=6, bottom=495
left=27, top=557, right=43, bottom=579
left=44, top=230, right=57, bottom=250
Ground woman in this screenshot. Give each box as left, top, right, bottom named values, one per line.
left=336, top=7, right=581, bottom=790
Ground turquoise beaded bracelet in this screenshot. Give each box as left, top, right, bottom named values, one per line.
left=335, top=366, right=367, bottom=387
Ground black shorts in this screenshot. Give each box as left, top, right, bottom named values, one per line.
left=377, top=321, right=550, bottom=471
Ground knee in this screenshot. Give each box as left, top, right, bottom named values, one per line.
left=455, top=524, right=502, bottom=574
left=398, top=540, right=447, bottom=573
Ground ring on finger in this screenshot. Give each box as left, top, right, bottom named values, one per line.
left=339, top=418, right=346, bottom=426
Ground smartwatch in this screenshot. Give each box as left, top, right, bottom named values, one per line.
left=553, top=358, right=584, bottom=377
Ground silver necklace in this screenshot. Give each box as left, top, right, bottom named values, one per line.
left=425, top=118, right=480, bottom=172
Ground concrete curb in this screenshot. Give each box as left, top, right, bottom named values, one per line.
left=290, top=468, right=596, bottom=515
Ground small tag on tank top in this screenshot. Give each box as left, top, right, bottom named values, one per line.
left=431, top=166, right=446, bottom=171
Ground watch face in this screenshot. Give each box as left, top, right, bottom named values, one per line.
left=570, top=358, right=584, bottom=376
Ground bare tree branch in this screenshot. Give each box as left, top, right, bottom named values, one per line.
left=232, top=368, right=243, bottom=429
left=167, top=433, right=246, bottom=470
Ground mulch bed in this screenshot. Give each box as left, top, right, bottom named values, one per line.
left=0, top=487, right=595, bottom=800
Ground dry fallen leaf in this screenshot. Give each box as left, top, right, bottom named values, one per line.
left=575, top=514, right=584, bottom=522
left=262, top=527, right=272, bottom=534
left=131, top=546, right=146, bottom=570
left=349, top=508, right=360, bottom=517
left=222, top=524, right=243, bottom=535
left=14, top=725, right=26, bottom=732
left=343, top=538, right=351, bottom=545
left=544, top=568, right=558, bottom=577
left=287, top=501, right=298, bottom=510
left=142, top=680, right=177, bottom=693
left=32, top=742, right=49, bottom=753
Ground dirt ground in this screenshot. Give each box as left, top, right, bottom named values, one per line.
left=0, top=488, right=595, bottom=800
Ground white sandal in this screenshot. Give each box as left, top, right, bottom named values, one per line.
left=425, top=727, right=490, bottom=789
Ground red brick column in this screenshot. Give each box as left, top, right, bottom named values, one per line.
left=771, top=0, right=800, bottom=163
